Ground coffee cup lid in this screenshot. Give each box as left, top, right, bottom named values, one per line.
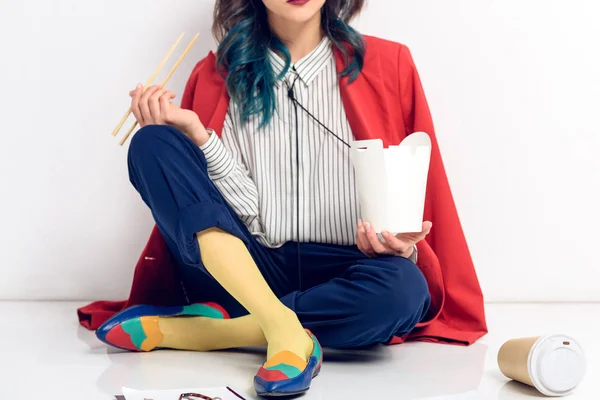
left=529, top=334, right=586, bottom=396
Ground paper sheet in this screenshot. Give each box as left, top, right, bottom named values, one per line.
left=118, top=386, right=245, bottom=400
left=351, top=132, right=432, bottom=234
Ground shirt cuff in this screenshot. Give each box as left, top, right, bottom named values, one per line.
left=199, top=129, right=236, bottom=180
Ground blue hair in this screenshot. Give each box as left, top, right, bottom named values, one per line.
left=213, top=0, right=365, bottom=127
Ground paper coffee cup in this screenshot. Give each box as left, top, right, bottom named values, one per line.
left=498, top=335, right=586, bottom=396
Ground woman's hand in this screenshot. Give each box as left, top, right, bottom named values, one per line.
left=356, top=220, right=432, bottom=258
left=129, top=83, right=209, bottom=146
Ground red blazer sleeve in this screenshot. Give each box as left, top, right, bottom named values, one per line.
left=181, top=60, right=202, bottom=111
left=398, top=46, right=460, bottom=253
left=398, top=46, right=487, bottom=340
left=180, top=53, right=229, bottom=133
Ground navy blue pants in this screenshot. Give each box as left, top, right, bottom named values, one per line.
left=128, top=125, right=431, bottom=348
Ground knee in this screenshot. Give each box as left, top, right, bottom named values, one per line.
left=360, top=258, right=430, bottom=332
left=389, top=259, right=430, bottom=324
left=128, top=125, right=178, bottom=161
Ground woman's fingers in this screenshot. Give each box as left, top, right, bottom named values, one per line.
left=129, top=84, right=178, bottom=127
left=159, top=91, right=177, bottom=124
left=356, top=220, right=376, bottom=257
left=395, top=233, right=420, bottom=243
left=422, top=221, right=433, bottom=236
left=364, top=222, right=390, bottom=255
left=149, top=88, right=167, bottom=123
left=382, top=231, right=410, bottom=254
left=358, top=220, right=433, bottom=258
left=395, top=222, right=432, bottom=244
left=130, top=83, right=144, bottom=126
left=139, top=85, right=161, bottom=124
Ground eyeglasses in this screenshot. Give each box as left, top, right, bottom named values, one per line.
left=178, top=393, right=222, bottom=400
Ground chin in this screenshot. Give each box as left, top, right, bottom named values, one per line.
left=266, top=0, right=326, bottom=24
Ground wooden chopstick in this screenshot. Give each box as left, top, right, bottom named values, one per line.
left=119, top=33, right=200, bottom=146
left=111, top=33, right=185, bottom=137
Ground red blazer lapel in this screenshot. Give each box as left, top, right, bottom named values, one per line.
left=335, top=47, right=393, bottom=143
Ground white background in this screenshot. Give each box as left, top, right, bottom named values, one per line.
left=0, top=0, right=598, bottom=302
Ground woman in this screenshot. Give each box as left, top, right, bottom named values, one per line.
left=84, top=0, right=487, bottom=397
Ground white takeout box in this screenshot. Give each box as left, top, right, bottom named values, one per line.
left=351, top=132, right=432, bottom=234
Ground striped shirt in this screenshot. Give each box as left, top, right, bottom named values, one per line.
left=200, top=37, right=359, bottom=248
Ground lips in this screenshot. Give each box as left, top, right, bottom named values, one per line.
left=288, top=0, right=311, bottom=5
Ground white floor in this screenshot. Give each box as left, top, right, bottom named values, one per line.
left=0, top=302, right=596, bottom=399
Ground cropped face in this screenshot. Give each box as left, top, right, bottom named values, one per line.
left=262, top=0, right=327, bottom=24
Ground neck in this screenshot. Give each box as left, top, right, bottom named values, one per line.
left=268, top=12, right=324, bottom=63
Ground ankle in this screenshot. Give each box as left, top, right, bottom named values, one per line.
left=261, top=308, right=303, bottom=333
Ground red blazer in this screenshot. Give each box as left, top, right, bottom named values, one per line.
left=78, top=36, right=487, bottom=345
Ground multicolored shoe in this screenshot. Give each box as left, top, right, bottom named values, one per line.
left=254, top=330, right=323, bottom=397
left=95, top=303, right=229, bottom=352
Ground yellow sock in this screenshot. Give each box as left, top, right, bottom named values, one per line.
left=157, top=315, right=266, bottom=351
left=197, top=228, right=313, bottom=361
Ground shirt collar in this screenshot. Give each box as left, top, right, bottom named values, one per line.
left=268, top=37, right=333, bottom=87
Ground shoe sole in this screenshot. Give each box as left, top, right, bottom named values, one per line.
left=256, top=366, right=321, bottom=397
